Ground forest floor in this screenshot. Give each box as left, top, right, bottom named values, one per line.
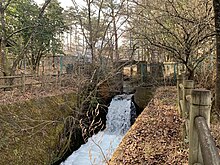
left=109, top=86, right=220, bottom=165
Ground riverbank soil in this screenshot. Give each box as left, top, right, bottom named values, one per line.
left=110, top=87, right=220, bottom=164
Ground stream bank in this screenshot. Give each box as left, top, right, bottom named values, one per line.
left=0, top=75, right=155, bottom=165
left=0, top=92, right=80, bottom=165
left=109, top=87, right=188, bottom=164
left=59, top=83, right=155, bottom=164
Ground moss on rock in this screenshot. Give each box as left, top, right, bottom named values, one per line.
left=0, top=93, right=77, bottom=165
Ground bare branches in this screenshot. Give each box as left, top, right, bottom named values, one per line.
left=128, top=0, right=214, bottom=78
left=6, top=25, right=37, bottom=41
left=69, top=0, right=129, bottom=64
left=38, top=0, right=52, bottom=18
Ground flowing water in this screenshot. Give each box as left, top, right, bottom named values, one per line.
left=61, top=94, right=134, bottom=165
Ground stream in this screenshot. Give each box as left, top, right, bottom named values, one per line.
left=61, top=94, right=135, bottom=165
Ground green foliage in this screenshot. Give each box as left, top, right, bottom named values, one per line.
left=29, top=0, right=67, bottom=70
left=6, top=0, right=39, bottom=56
left=1, top=0, right=67, bottom=74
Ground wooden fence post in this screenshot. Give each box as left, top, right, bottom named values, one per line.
left=57, top=70, right=61, bottom=87
left=182, top=80, right=194, bottom=142
left=189, top=89, right=211, bottom=165
left=21, top=72, right=25, bottom=93
left=42, top=60, right=45, bottom=75
left=41, top=73, right=45, bottom=89
left=183, top=80, right=194, bottom=118
left=177, top=74, right=183, bottom=114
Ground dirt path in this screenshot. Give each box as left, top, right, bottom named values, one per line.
left=109, top=87, right=188, bottom=165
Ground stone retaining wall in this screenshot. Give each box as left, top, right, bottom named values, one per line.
left=0, top=93, right=79, bottom=165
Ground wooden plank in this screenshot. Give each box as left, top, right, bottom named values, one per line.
left=0, top=75, right=21, bottom=79
left=0, top=74, right=35, bottom=79
left=189, top=89, right=211, bottom=165
left=195, top=117, right=220, bottom=165
left=0, top=72, right=66, bottom=90
left=25, top=82, right=41, bottom=86
left=0, top=81, right=56, bottom=89
left=0, top=84, right=21, bottom=89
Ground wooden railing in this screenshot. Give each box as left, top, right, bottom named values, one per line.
left=177, top=74, right=220, bottom=165
left=0, top=72, right=63, bottom=93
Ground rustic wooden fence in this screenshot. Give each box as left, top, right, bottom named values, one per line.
left=177, top=74, right=220, bottom=165
left=0, top=72, right=63, bottom=93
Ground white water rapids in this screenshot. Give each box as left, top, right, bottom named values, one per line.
left=61, top=94, right=134, bottom=165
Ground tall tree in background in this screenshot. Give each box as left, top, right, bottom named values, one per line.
left=0, top=0, right=66, bottom=77
left=129, top=0, right=214, bottom=79
left=68, top=0, right=127, bottom=64
left=213, top=0, right=220, bottom=115
left=29, top=0, right=66, bottom=71
left=0, top=0, right=12, bottom=76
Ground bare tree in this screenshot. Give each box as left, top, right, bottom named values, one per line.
left=68, top=0, right=128, bottom=65
left=129, top=0, right=214, bottom=79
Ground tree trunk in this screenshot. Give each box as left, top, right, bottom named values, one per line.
left=213, top=0, right=220, bottom=115
left=87, top=0, right=95, bottom=65
left=112, top=7, right=119, bottom=61
left=0, top=1, right=7, bottom=76
left=187, top=69, right=194, bottom=80
left=0, top=1, right=14, bottom=91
